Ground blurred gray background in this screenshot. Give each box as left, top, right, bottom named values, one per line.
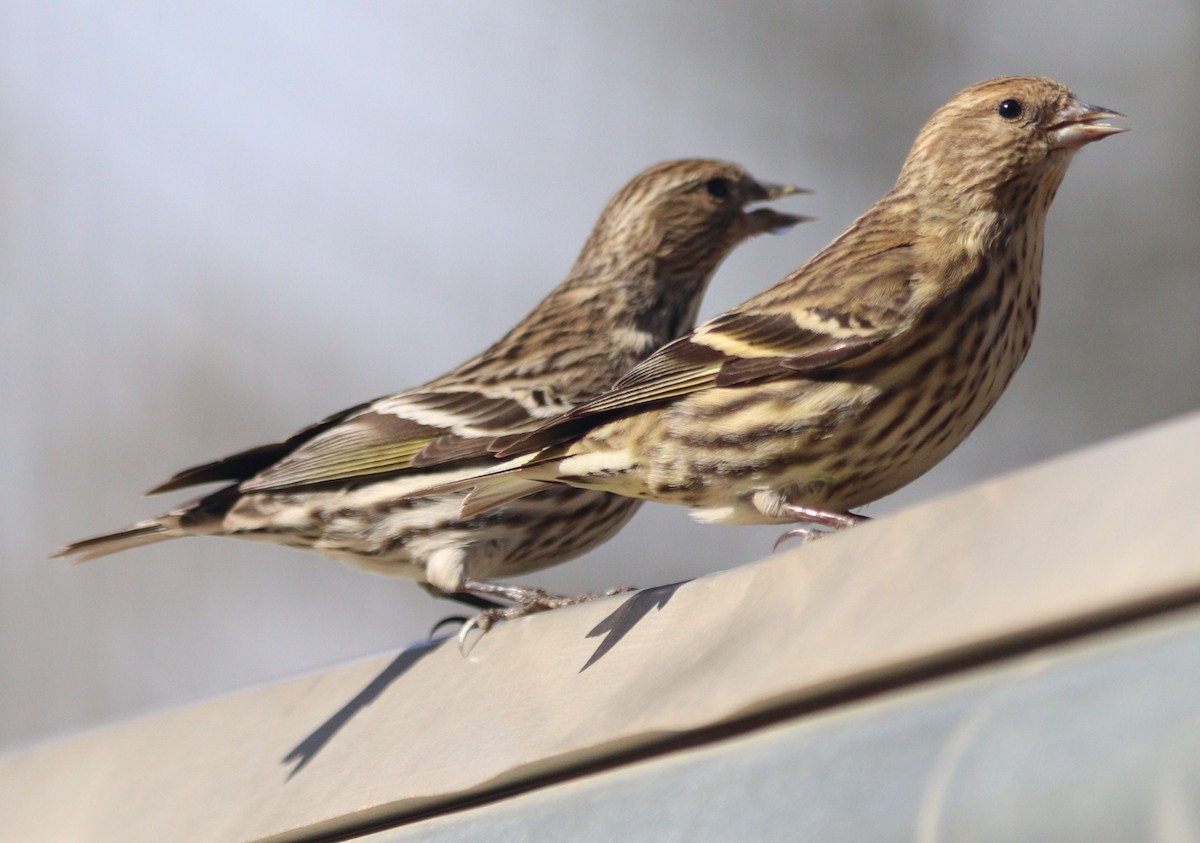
left=2, top=1, right=1196, bottom=752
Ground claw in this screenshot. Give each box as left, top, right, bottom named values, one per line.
left=450, top=585, right=637, bottom=655
left=429, top=614, right=469, bottom=638
left=457, top=612, right=493, bottom=654
left=773, top=526, right=818, bottom=552
left=773, top=505, right=869, bottom=551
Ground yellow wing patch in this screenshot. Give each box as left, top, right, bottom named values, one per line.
left=240, top=414, right=440, bottom=492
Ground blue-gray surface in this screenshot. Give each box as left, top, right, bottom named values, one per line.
left=375, top=610, right=1200, bottom=841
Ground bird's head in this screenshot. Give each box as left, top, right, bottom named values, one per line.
left=898, top=76, right=1126, bottom=213
left=588, top=158, right=811, bottom=275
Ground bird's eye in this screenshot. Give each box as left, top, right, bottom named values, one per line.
left=704, top=178, right=732, bottom=200
left=997, top=99, right=1024, bottom=120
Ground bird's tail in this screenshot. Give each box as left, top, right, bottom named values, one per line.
left=51, top=518, right=180, bottom=563
left=458, top=475, right=555, bottom=518
left=393, top=453, right=553, bottom=518
left=52, top=484, right=238, bottom=563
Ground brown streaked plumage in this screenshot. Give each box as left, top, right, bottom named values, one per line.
left=55, top=159, right=808, bottom=614
left=432, top=78, right=1126, bottom=547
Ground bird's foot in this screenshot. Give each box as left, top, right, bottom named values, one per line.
left=773, top=505, right=869, bottom=551
left=454, top=581, right=636, bottom=652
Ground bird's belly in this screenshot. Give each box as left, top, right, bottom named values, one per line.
left=224, top=482, right=639, bottom=582
left=638, top=334, right=1026, bottom=521
left=636, top=380, right=878, bottom=521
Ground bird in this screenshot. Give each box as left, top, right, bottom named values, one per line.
left=55, top=159, right=809, bottom=622
left=417, top=77, right=1126, bottom=558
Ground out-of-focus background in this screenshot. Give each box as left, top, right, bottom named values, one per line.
left=2, top=2, right=1196, bottom=752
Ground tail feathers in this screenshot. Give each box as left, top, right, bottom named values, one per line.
left=393, top=453, right=546, bottom=516
left=52, top=519, right=178, bottom=563
left=459, top=477, right=553, bottom=518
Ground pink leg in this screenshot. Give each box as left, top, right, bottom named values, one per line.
left=774, top=504, right=869, bottom=551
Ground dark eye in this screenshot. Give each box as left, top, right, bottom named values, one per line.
left=704, top=178, right=732, bottom=200
left=997, top=98, right=1024, bottom=120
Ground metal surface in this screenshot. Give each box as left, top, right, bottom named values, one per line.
left=375, top=610, right=1200, bottom=842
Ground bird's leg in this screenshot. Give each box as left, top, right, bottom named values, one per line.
left=774, top=504, right=869, bottom=551
left=459, top=579, right=561, bottom=606
left=421, top=583, right=508, bottom=638
left=420, top=582, right=506, bottom=610
left=781, top=504, right=868, bottom=529
left=453, top=579, right=636, bottom=652
left=461, top=579, right=636, bottom=607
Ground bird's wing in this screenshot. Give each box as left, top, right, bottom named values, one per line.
left=151, top=387, right=553, bottom=496
left=232, top=390, right=553, bottom=493
left=147, top=400, right=375, bottom=493
left=497, top=245, right=922, bottom=456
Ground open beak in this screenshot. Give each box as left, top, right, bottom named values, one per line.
left=745, top=181, right=813, bottom=234
left=1049, top=99, right=1128, bottom=150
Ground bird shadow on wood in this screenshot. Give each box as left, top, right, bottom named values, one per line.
left=579, top=580, right=689, bottom=673
left=282, top=637, right=445, bottom=781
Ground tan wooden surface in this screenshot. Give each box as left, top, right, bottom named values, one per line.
left=2, top=411, right=1199, bottom=843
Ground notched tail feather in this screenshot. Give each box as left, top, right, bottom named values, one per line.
left=53, top=484, right=239, bottom=563
left=51, top=520, right=176, bottom=563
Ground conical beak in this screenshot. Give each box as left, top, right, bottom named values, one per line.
left=748, top=180, right=811, bottom=202
left=1049, top=99, right=1128, bottom=150
left=745, top=181, right=813, bottom=234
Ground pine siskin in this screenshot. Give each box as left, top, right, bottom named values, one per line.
left=55, top=159, right=808, bottom=614
left=431, top=77, right=1126, bottom=550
